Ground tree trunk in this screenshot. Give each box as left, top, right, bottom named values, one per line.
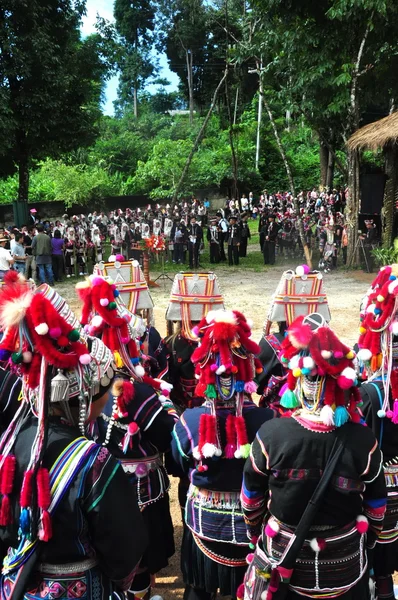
left=225, top=76, right=239, bottom=201
left=346, top=148, right=360, bottom=265
left=186, top=49, right=194, bottom=125
left=18, top=149, right=29, bottom=203
left=319, top=139, right=328, bottom=189
left=133, top=86, right=138, bottom=119
left=255, top=61, right=263, bottom=171
left=172, top=68, right=228, bottom=203
left=326, top=150, right=335, bottom=190
left=263, top=98, right=312, bottom=269
left=382, top=145, right=398, bottom=247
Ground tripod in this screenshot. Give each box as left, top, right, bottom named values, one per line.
left=153, top=252, right=173, bottom=284
left=348, top=236, right=372, bottom=273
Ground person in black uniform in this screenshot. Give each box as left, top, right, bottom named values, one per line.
left=227, top=216, right=241, bottom=266
left=239, top=213, right=251, bottom=257
left=188, top=216, right=203, bottom=269
left=207, top=218, right=221, bottom=264
left=262, top=214, right=279, bottom=265
left=360, top=219, right=378, bottom=273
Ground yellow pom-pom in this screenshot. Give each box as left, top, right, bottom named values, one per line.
left=346, top=350, right=355, bottom=359
left=292, top=368, right=302, bottom=378
left=377, top=294, right=385, bottom=303
left=359, top=327, right=366, bottom=334
left=113, top=351, right=124, bottom=368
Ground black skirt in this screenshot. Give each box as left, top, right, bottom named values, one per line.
left=373, top=539, right=398, bottom=576
left=285, top=575, right=370, bottom=599
left=141, top=494, right=175, bottom=574
left=181, top=525, right=247, bottom=597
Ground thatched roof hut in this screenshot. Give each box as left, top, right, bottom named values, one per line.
left=347, top=112, right=398, bottom=151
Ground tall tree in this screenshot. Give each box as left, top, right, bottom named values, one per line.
left=0, top=0, right=105, bottom=206
left=114, top=0, right=156, bottom=118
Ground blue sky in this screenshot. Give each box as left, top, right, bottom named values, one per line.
left=81, top=0, right=180, bottom=115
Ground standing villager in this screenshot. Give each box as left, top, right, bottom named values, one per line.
left=206, top=218, right=221, bottom=264
left=172, top=310, right=276, bottom=600
left=239, top=214, right=251, bottom=258
left=51, top=230, right=65, bottom=282
left=188, top=217, right=203, bottom=269
left=356, top=264, right=398, bottom=600
left=262, top=214, right=279, bottom=265
left=0, top=275, right=148, bottom=599
left=76, top=275, right=176, bottom=600
left=227, top=216, right=241, bottom=266
left=0, top=238, right=14, bottom=281
left=31, top=226, right=54, bottom=285
left=360, top=220, right=378, bottom=273
left=240, top=315, right=386, bottom=600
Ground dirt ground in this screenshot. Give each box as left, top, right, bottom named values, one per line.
left=59, top=266, right=375, bottom=600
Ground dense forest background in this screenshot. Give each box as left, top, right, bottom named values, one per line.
left=1, top=0, right=397, bottom=207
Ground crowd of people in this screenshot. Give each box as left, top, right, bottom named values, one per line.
left=0, top=248, right=395, bottom=600
left=0, top=186, right=380, bottom=282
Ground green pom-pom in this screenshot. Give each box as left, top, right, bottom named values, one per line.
left=11, top=352, right=23, bottom=364
left=240, top=444, right=251, bottom=459
left=68, top=329, right=80, bottom=342
left=280, top=389, right=300, bottom=409
left=108, top=301, right=117, bottom=310
left=281, top=356, right=289, bottom=363
left=205, top=384, right=217, bottom=399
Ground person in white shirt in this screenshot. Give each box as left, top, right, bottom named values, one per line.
left=0, top=238, right=14, bottom=279
left=241, top=194, right=249, bottom=211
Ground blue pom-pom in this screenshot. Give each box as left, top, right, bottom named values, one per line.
left=390, top=276, right=397, bottom=281
left=377, top=409, right=386, bottom=418
left=374, top=308, right=382, bottom=315
left=334, top=406, right=349, bottom=427
left=19, top=508, right=30, bottom=535
left=0, top=349, right=11, bottom=361
left=301, top=368, right=311, bottom=375
left=235, top=380, right=245, bottom=392
left=131, top=357, right=140, bottom=365
left=113, top=289, right=120, bottom=297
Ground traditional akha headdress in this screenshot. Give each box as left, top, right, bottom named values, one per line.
left=279, top=314, right=360, bottom=427
left=165, top=272, right=225, bottom=339
left=0, top=274, right=114, bottom=540
left=76, top=275, right=172, bottom=401
left=190, top=310, right=263, bottom=468
left=357, top=264, right=398, bottom=421
left=263, top=265, right=331, bottom=335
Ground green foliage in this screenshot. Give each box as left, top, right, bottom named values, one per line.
left=0, top=0, right=106, bottom=200
left=371, top=242, right=398, bottom=266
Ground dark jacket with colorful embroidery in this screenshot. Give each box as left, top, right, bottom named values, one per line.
left=0, top=417, right=147, bottom=592
left=241, top=417, right=386, bottom=546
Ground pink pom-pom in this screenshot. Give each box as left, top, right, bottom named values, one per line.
left=91, top=277, right=104, bottom=286
left=244, top=381, right=257, bottom=394
left=87, top=326, right=97, bottom=336
left=192, top=326, right=200, bottom=337
left=210, top=363, right=218, bottom=372
left=356, top=515, right=369, bottom=534
left=236, top=583, right=245, bottom=600
left=128, top=422, right=139, bottom=435
left=115, top=254, right=125, bottom=262
left=100, top=298, right=109, bottom=307
left=49, top=327, right=61, bottom=339
left=387, top=410, right=394, bottom=419
left=83, top=324, right=90, bottom=333
left=162, top=388, right=170, bottom=397
left=22, top=351, right=33, bottom=364
left=246, top=553, right=254, bottom=564
left=265, top=519, right=280, bottom=538
left=79, top=354, right=91, bottom=365
left=224, top=443, right=235, bottom=459
left=337, top=376, right=354, bottom=389
left=334, top=351, right=344, bottom=359
left=120, top=336, right=130, bottom=344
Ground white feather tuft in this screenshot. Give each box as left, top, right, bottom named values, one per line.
left=0, top=291, right=34, bottom=329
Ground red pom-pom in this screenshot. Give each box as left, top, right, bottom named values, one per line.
left=38, top=509, right=53, bottom=542
left=128, top=422, right=139, bottom=435
left=57, top=336, right=69, bottom=347
left=37, top=468, right=51, bottom=510
left=0, top=494, right=12, bottom=526
left=20, top=470, right=34, bottom=508
left=231, top=365, right=238, bottom=374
